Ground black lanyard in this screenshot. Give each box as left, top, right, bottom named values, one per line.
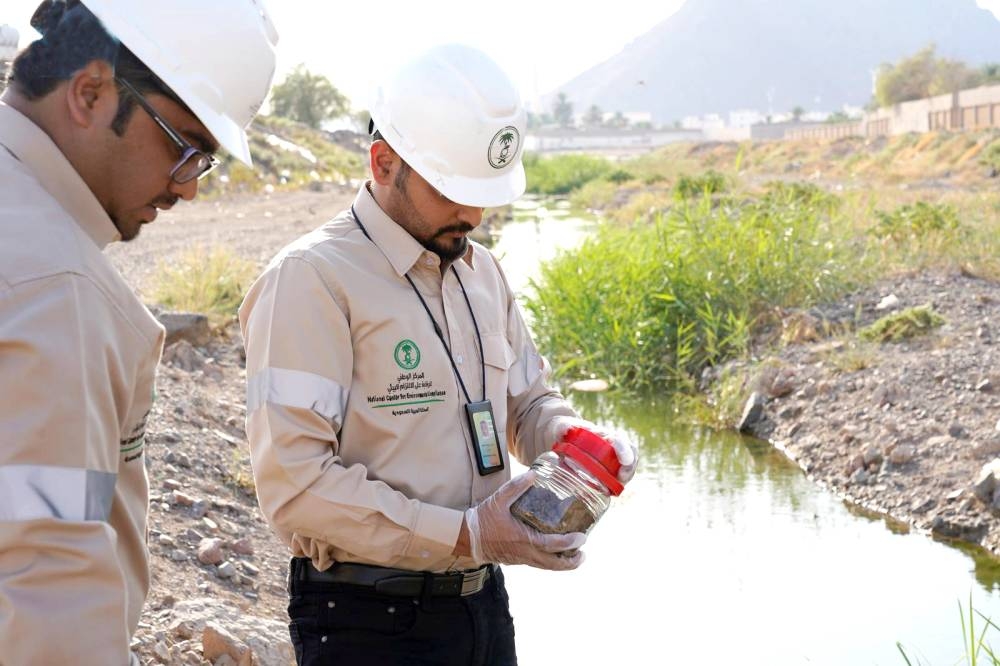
left=350, top=206, right=485, bottom=404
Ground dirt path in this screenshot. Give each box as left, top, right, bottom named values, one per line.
left=105, top=186, right=356, bottom=296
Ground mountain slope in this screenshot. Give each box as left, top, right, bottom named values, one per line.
left=551, top=0, right=1000, bottom=123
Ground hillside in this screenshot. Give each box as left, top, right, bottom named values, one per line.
left=551, top=0, right=1000, bottom=123
left=200, top=115, right=368, bottom=197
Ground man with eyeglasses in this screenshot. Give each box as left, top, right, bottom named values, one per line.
left=0, top=1, right=278, bottom=663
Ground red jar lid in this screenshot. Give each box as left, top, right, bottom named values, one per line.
left=552, top=426, right=625, bottom=496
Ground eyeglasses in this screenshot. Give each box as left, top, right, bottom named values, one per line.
left=115, top=76, right=220, bottom=184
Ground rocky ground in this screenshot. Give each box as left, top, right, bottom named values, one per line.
left=107, top=188, right=356, bottom=666
left=106, top=188, right=1000, bottom=665
left=734, top=270, right=1000, bottom=555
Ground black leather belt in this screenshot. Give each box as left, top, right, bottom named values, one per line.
left=291, top=558, right=494, bottom=598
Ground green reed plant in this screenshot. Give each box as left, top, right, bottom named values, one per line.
left=898, top=596, right=1000, bottom=665
left=525, top=188, right=859, bottom=391
left=523, top=153, right=612, bottom=195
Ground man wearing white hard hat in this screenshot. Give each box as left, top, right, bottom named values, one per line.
left=241, top=44, right=638, bottom=665
left=0, top=1, right=278, bottom=662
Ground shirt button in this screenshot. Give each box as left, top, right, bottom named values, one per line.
left=456, top=355, right=464, bottom=364
left=328, top=601, right=336, bottom=608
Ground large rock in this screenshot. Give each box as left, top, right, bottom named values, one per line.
left=152, top=599, right=294, bottom=666
left=197, top=538, right=225, bottom=566
left=162, top=340, right=207, bottom=373
left=888, top=444, right=916, bottom=465
left=157, top=312, right=212, bottom=347
left=203, top=623, right=252, bottom=666
left=737, top=392, right=767, bottom=434
left=973, top=459, right=1000, bottom=504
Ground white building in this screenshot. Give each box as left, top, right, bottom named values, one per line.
left=0, top=24, right=19, bottom=61
left=729, top=109, right=765, bottom=128
left=681, top=113, right=726, bottom=130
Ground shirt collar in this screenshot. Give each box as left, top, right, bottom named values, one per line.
left=0, top=101, right=121, bottom=248
left=351, top=183, right=476, bottom=277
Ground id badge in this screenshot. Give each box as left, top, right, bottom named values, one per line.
left=465, top=400, right=504, bottom=476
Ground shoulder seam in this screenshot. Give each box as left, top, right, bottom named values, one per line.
left=2, top=271, right=160, bottom=346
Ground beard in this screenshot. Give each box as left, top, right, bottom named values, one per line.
left=422, top=224, right=473, bottom=262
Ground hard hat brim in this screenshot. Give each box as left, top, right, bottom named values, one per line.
left=184, top=99, right=253, bottom=166
left=417, top=160, right=526, bottom=209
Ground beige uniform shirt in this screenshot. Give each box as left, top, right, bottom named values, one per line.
left=0, top=103, right=163, bottom=664
left=241, top=185, right=576, bottom=573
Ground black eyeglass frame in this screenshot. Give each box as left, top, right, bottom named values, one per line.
left=115, top=76, right=220, bottom=184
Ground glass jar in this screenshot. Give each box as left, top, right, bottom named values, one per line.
left=510, top=426, right=624, bottom=535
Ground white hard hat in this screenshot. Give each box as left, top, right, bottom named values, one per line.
left=368, top=44, right=527, bottom=208
left=81, top=0, right=279, bottom=166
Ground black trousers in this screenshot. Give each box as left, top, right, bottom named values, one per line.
left=287, top=561, right=518, bottom=666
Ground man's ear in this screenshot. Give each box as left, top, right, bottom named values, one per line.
left=65, top=60, right=118, bottom=129
left=370, top=140, right=399, bottom=186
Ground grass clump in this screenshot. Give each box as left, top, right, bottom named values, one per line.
left=225, top=448, right=256, bottom=496
left=151, top=246, right=257, bottom=325
left=523, top=153, right=612, bottom=195
left=980, top=138, right=1000, bottom=172
left=525, top=189, right=858, bottom=391
left=859, top=304, right=944, bottom=343
left=873, top=202, right=961, bottom=241
left=673, top=170, right=727, bottom=200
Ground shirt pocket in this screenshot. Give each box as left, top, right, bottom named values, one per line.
left=482, top=332, right=525, bottom=397
left=482, top=332, right=515, bottom=371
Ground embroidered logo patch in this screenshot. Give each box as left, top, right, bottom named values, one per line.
left=488, top=126, right=520, bottom=169
left=394, top=339, right=421, bottom=370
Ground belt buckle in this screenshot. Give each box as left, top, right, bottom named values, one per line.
left=460, top=566, right=489, bottom=596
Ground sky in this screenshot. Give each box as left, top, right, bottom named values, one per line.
left=4, top=0, right=1000, bottom=113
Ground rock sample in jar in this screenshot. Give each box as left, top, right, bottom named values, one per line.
left=510, top=426, right=624, bottom=535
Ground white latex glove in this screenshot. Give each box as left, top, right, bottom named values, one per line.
left=551, top=415, right=639, bottom=485
left=465, top=472, right=586, bottom=571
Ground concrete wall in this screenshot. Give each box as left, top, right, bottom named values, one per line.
left=785, top=122, right=864, bottom=141
left=525, top=129, right=703, bottom=155
left=701, top=126, right=751, bottom=141
left=749, top=121, right=830, bottom=140
left=776, top=84, right=1000, bottom=142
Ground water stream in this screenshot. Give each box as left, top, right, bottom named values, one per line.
left=492, top=196, right=1000, bottom=665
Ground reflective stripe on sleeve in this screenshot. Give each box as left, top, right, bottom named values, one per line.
left=247, top=367, right=348, bottom=427
left=0, top=465, right=116, bottom=522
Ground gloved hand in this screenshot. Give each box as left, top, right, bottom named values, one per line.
left=551, top=415, right=639, bottom=485
left=464, top=472, right=586, bottom=571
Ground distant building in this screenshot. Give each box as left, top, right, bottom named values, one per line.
left=0, top=25, right=19, bottom=89
left=729, top=109, right=765, bottom=128
left=681, top=113, right=725, bottom=130
left=801, top=111, right=829, bottom=123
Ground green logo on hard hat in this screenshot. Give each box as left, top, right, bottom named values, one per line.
left=488, top=126, right=520, bottom=169
left=394, top=339, right=421, bottom=370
